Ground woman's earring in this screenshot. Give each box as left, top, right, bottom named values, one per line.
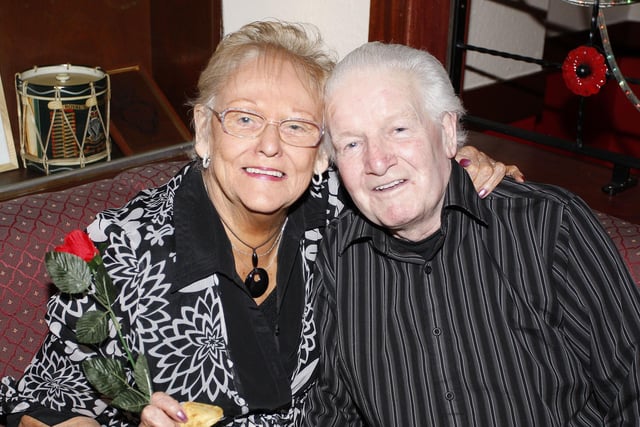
left=202, top=153, right=211, bottom=169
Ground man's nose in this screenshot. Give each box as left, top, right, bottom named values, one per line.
left=365, top=138, right=396, bottom=175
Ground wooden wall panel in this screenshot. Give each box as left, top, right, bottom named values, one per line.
left=151, top=0, right=223, bottom=126
left=0, top=0, right=222, bottom=158
left=0, top=1, right=152, bottom=144
left=368, top=0, right=452, bottom=65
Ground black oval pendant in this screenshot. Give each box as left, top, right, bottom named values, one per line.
left=245, top=267, right=269, bottom=298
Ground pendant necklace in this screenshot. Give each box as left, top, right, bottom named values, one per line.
left=219, top=215, right=288, bottom=298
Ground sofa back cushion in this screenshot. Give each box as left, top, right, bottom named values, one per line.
left=0, top=161, right=184, bottom=380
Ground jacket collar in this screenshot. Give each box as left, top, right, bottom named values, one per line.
left=173, top=163, right=325, bottom=289
left=173, top=163, right=235, bottom=287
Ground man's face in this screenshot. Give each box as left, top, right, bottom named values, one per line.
left=327, top=69, right=458, bottom=241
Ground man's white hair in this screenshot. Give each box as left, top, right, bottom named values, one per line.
left=323, top=42, right=467, bottom=159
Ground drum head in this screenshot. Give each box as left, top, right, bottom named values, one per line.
left=18, top=64, right=106, bottom=89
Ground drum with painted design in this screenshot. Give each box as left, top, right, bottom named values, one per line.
left=15, top=64, right=111, bottom=174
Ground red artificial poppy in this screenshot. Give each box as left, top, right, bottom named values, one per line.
left=55, top=229, right=99, bottom=262
left=562, top=46, right=607, bottom=97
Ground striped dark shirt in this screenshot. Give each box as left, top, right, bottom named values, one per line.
left=303, top=162, right=640, bottom=426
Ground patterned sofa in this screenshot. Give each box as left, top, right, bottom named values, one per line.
left=0, top=158, right=186, bottom=384
left=0, top=155, right=639, bottom=417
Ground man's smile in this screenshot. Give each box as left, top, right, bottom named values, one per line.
left=374, top=179, right=406, bottom=191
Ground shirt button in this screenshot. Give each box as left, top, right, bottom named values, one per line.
left=424, top=264, right=432, bottom=274
left=432, top=327, right=442, bottom=336
left=445, top=391, right=455, bottom=401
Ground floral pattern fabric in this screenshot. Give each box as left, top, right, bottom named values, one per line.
left=1, top=162, right=343, bottom=426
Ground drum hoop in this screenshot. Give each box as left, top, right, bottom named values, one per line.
left=22, top=150, right=110, bottom=164
left=17, top=64, right=108, bottom=95
left=18, top=64, right=106, bottom=80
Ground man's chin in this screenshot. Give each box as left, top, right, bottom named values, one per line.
left=376, top=211, right=441, bottom=241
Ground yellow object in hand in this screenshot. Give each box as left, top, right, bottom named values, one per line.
left=181, top=402, right=224, bottom=427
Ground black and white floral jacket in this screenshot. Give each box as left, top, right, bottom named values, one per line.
left=1, top=162, right=344, bottom=426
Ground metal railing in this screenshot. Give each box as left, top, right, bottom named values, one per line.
left=448, top=0, right=639, bottom=194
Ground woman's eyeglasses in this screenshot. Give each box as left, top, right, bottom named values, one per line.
left=208, top=107, right=323, bottom=148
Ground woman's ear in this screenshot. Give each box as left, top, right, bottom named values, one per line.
left=193, top=105, right=210, bottom=158
left=313, top=146, right=330, bottom=175
left=441, top=112, right=458, bottom=159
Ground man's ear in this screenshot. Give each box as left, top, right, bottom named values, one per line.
left=193, top=105, right=210, bottom=158
left=441, top=112, right=458, bottom=158
left=313, top=146, right=330, bottom=175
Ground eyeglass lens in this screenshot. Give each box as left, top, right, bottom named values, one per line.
left=219, top=109, right=321, bottom=147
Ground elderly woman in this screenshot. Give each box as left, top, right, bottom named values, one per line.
left=1, top=21, right=521, bottom=427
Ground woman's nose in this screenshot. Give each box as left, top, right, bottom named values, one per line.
left=256, top=123, right=283, bottom=156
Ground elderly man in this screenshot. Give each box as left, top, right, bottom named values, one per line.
left=303, top=42, right=640, bottom=426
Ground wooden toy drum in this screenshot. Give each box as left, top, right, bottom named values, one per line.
left=15, top=64, right=111, bottom=174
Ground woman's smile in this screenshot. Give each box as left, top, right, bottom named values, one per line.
left=244, top=166, right=285, bottom=179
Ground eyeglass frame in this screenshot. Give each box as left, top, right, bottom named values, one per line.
left=207, top=106, right=324, bottom=148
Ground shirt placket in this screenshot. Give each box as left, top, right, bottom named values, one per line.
left=423, top=260, right=466, bottom=426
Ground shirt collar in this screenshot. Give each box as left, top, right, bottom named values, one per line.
left=443, top=158, right=491, bottom=226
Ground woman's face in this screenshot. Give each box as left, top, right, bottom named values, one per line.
left=195, top=56, right=327, bottom=218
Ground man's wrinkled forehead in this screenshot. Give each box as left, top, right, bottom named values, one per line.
left=326, top=68, right=423, bottom=125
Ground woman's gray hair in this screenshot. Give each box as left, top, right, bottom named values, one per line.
left=191, top=19, right=335, bottom=117
left=323, top=42, right=467, bottom=158
left=189, top=20, right=336, bottom=163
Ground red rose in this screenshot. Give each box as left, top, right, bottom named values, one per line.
left=55, top=229, right=99, bottom=262
left=562, top=46, right=608, bottom=97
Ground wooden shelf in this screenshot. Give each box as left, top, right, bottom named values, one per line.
left=0, top=142, right=192, bottom=202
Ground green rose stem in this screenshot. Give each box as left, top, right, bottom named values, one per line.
left=89, top=257, right=136, bottom=367
left=45, top=249, right=152, bottom=412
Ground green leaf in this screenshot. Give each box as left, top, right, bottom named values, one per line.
left=82, top=357, right=129, bottom=397
left=92, top=264, right=118, bottom=308
left=76, top=310, right=109, bottom=344
left=45, top=251, right=92, bottom=293
left=133, top=354, right=153, bottom=400
left=110, top=388, right=149, bottom=413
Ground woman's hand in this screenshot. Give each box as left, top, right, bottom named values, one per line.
left=457, top=145, right=525, bottom=198
left=18, top=415, right=100, bottom=426
left=18, top=416, right=48, bottom=427
left=56, top=417, right=101, bottom=427
left=139, top=392, right=188, bottom=427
